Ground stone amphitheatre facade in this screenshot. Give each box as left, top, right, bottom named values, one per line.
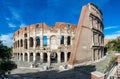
left=13, top=3, right=104, bottom=68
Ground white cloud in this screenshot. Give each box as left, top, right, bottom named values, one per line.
left=8, top=23, right=16, bottom=28
left=104, top=26, right=118, bottom=30
left=105, top=33, right=120, bottom=39
left=0, top=33, right=13, bottom=47
left=20, top=23, right=27, bottom=28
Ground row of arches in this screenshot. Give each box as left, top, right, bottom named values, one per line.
left=93, top=48, right=103, bottom=61
left=14, top=36, right=71, bottom=49
left=17, top=52, right=71, bottom=63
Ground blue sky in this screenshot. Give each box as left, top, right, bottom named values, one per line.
left=0, top=0, right=119, bottom=47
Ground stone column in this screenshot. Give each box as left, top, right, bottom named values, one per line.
left=23, top=53, right=24, bottom=61
left=58, top=36, right=60, bottom=46
left=40, top=37, right=43, bottom=47
left=92, top=49, right=94, bottom=61
left=47, top=36, right=50, bottom=47
left=71, top=36, right=73, bottom=45
left=47, top=53, right=50, bottom=66
left=28, top=53, right=30, bottom=62
left=33, top=53, right=36, bottom=62
left=33, top=38, right=36, bottom=49
left=64, top=52, right=67, bottom=63
left=27, top=38, right=29, bottom=49
left=57, top=52, right=61, bottom=63
left=40, top=53, right=43, bottom=63
left=64, top=36, right=67, bottom=46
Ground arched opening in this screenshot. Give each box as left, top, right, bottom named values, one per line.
left=20, top=39, right=23, bottom=47
left=43, top=53, right=47, bottom=63
left=30, top=53, right=33, bottom=62
left=67, top=36, right=71, bottom=45
left=24, top=33, right=27, bottom=37
left=67, top=52, right=71, bottom=61
left=35, top=53, right=40, bottom=63
left=18, top=53, right=19, bottom=60
left=60, top=36, right=64, bottom=44
left=18, top=40, right=19, bottom=47
left=24, top=53, right=28, bottom=61
left=93, top=49, right=96, bottom=61
left=61, top=52, right=64, bottom=62
left=21, top=53, right=23, bottom=61
left=24, top=39, right=27, bottom=49
left=50, top=36, right=58, bottom=49
left=43, top=36, right=48, bottom=46
left=36, top=36, right=40, bottom=47
left=50, top=52, right=57, bottom=63
left=29, top=37, right=33, bottom=47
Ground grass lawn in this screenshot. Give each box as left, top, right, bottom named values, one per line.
left=93, top=54, right=116, bottom=73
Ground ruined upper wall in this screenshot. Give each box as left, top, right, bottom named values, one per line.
left=68, top=3, right=104, bottom=65
left=89, top=3, right=103, bottom=21
left=13, top=22, right=77, bottom=37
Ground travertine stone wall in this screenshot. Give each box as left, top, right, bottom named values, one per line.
left=68, top=3, right=104, bottom=65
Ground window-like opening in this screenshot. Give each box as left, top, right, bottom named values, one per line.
left=35, top=53, right=40, bottom=63
left=20, top=39, right=23, bottom=47
left=18, top=31, right=19, bottom=35
left=67, top=52, right=71, bottom=61
left=60, top=36, right=64, bottom=44
left=36, top=24, right=40, bottom=28
left=50, top=52, right=57, bottom=63
left=67, top=36, right=71, bottom=45
left=24, top=39, right=27, bottom=49
left=61, top=52, right=64, bottom=62
left=25, top=53, right=28, bottom=61
left=43, top=53, right=47, bottom=63
left=30, top=53, right=33, bottom=62
left=29, top=37, right=34, bottom=47
left=43, top=36, right=48, bottom=46
left=36, top=36, right=40, bottom=47
left=68, top=24, right=71, bottom=28
left=24, top=33, right=27, bottom=37
left=25, top=27, right=27, bottom=30
left=21, top=53, right=23, bottom=61
left=18, top=40, right=19, bottom=47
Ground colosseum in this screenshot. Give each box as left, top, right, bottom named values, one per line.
left=13, top=3, right=104, bottom=68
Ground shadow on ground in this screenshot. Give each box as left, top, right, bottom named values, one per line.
left=11, top=65, right=96, bottom=79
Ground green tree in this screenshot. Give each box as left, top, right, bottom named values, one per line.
left=0, top=41, right=17, bottom=75
left=106, top=37, right=120, bottom=52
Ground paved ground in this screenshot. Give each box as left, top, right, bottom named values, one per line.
left=10, top=67, right=90, bottom=79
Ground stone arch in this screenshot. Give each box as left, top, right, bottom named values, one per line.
left=50, top=35, right=58, bottom=49
left=20, top=39, right=23, bottom=47
left=60, top=35, right=64, bottom=44
left=67, top=36, right=71, bottom=45
left=35, top=53, right=40, bottom=63
left=43, top=53, right=47, bottom=63
left=30, top=53, right=33, bottom=62
left=61, top=52, right=64, bottom=62
left=24, top=39, right=27, bottom=49
left=24, top=53, right=28, bottom=61
left=29, top=37, right=34, bottom=47
left=43, top=36, right=48, bottom=46
left=67, top=52, right=71, bottom=61
left=21, top=53, right=23, bottom=61
left=24, top=33, right=27, bottom=37
left=50, top=52, right=57, bottom=63
left=36, top=36, right=40, bottom=47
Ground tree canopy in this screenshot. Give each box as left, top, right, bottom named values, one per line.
left=106, top=37, right=120, bottom=52
left=0, top=40, right=17, bottom=74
